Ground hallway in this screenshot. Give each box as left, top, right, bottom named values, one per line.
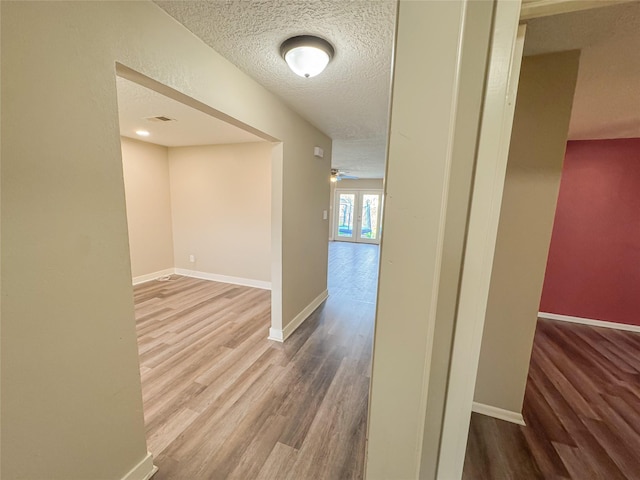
left=134, top=242, right=379, bottom=479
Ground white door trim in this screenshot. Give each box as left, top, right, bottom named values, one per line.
left=437, top=8, right=526, bottom=480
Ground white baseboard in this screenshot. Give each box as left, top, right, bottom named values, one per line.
left=268, top=326, right=284, bottom=342
left=133, top=268, right=272, bottom=291
left=121, top=452, right=157, bottom=480
left=538, top=312, right=640, bottom=333
left=132, top=268, right=176, bottom=285
left=174, top=268, right=271, bottom=290
left=268, top=289, right=329, bottom=343
left=472, top=402, right=526, bottom=426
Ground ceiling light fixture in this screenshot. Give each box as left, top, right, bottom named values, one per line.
left=135, top=130, right=150, bottom=137
left=281, top=35, right=334, bottom=78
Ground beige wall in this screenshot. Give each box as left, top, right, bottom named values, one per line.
left=280, top=131, right=331, bottom=327
left=1, top=1, right=330, bottom=478
left=366, top=1, right=497, bottom=478
left=121, top=137, right=174, bottom=279
left=169, top=142, right=271, bottom=283
left=329, top=178, right=383, bottom=240
left=120, top=139, right=271, bottom=284
left=474, top=51, right=580, bottom=414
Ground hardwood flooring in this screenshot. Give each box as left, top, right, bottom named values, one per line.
left=134, top=242, right=379, bottom=480
left=464, top=318, right=640, bottom=479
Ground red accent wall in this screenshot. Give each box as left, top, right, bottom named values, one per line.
left=540, top=138, right=640, bottom=326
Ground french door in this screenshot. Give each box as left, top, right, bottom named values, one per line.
left=335, top=190, right=383, bottom=244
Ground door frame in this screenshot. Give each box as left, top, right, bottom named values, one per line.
left=437, top=19, right=527, bottom=480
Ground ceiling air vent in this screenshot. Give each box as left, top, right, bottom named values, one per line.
left=145, top=116, right=176, bottom=122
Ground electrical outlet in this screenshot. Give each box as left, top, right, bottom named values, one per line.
left=189, top=254, right=195, bottom=263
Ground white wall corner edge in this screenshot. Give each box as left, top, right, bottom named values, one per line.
left=268, top=289, right=329, bottom=343
left=173, top=268, right=272, bottom=290
left=121, top=452, right=158, bottom=480
left=538, top=312, right=640, bottom=333
left=472, top=402, right=526, bottom=426
left=132, top=268, right=176, bottom=286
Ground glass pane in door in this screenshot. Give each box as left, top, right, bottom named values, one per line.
left=338, top=193, right=356, bottom=238
left=360, top=194, right=380, bottom=240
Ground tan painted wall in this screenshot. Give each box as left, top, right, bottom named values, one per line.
left=169, top=142, right=271, bottom=283
left=329, top=178, right=383, bottom=240
left=120, top=139, right=271, bottom=284
left=1, top=1, right=330, bottom=478
left=366, top=1, right=497, bottom=478
left=121, top=137, right=174, bottom=279
left=474, top=51, right=580, bottom=414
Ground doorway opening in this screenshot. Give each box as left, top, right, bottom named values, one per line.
left=115, top=67, right=281, bottom=468
left=334, top=190, right=383, bottom=244
left=330, top=177, right=384, bottom=244
left=463, top=3, right=640, bottom=478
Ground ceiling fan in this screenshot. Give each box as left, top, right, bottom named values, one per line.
left=331, top=168, right=359, bottom=182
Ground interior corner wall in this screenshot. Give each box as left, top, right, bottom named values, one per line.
left=540, top=138, right=640, bottom=326
left=169, top=142, right=272, bottom=283
left=1, top=1, right=330, bottom=478
left=121, top=137, right=174, bottom=279
left=473, top=50, right=581, bottom=415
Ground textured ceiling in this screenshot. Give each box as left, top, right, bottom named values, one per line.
left=154, top=0, right=396, bottom=178
left=116, top=76, right=263, bottom=146
left=332, top=137, right=388, bottom=178
left=152, top=1, right=640, bottom=178
left=524, top=2, right=640, bottom=140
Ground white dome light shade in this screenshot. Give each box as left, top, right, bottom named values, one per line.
left=285, top=46, right=330, bottom=78
left=281, top=36, right=334, bottom=78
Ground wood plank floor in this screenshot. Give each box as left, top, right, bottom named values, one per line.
left=134, top=242, right=379, bottom=480
left=464, top=318, right=640, bottom=479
